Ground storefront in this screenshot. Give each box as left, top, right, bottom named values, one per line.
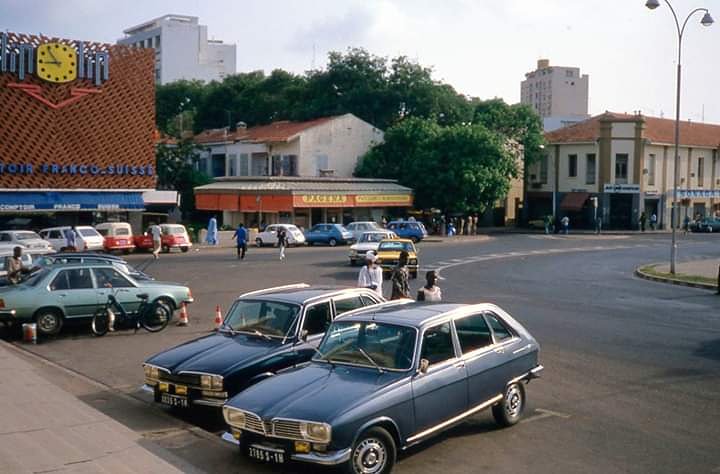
left=195, top=177, right=413, bottom=228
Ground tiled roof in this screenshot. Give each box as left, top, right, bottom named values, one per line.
left=545, top=112, right=720, bottom=148
left=195, top=177, right=412, bottom=194
left=194, top=116, right=336, bottom=145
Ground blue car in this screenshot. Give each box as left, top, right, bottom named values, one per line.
left=222, top=302, right=543, bottom=473
left=304, top=224, right=355, bottom=246
left=386, top=220, right=428, bottom=243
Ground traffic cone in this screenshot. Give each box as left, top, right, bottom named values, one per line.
left=176, top=302, right=189, bottom=327
left=214, top=305, right=223, bottom=330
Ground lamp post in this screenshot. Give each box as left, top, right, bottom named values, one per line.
left=646, top=0, right=713, bottom=274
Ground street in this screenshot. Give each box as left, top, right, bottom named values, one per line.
left=4, top=233, right=720, bottom=473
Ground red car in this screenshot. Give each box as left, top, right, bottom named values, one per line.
left=135, top=224, right=192, bottom=253
left=95, top=222, right=136, bottom=254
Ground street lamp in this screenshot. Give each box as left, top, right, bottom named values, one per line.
left=646, top=0, right=713, bottom=274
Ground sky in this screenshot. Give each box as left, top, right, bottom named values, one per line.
left=3, top=0, right=720, bottom=123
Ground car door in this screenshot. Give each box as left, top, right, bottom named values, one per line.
left=332, top=294, right=374, bottom=318
left=411, top=321, right=468, bottom=434
left=294, top=300, right=333, bottom=361
left=43, top=230, right=63, bottom=250
left=264, top=225, right=279, bottom=245
left=48, top=268, right=99, bottom=319
left=93, top=267, right=142, bottom=313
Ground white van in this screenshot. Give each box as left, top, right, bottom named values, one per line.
left=39, top=226, right=105, bottom=251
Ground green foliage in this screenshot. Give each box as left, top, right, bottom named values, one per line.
left=155, top=141, right=211, bottom=216
left=155, top=80, right=205, bottom=137
left=472, top=98, right=544, bottom=164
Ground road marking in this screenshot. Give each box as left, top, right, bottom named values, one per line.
left=520, top=408, right=572, bottom=424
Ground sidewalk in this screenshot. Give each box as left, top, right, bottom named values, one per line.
left=0, top=342, right=182, bottom=474
left=636, top=258, right=720, bottom=291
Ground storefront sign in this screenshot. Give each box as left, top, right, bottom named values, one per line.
left=603, top=184, right=640, bottom=194
left=355, top=194, right=412, bottom=205
left=298, top=194, right=349, bottom=206
left=677, top=189, right=720, bottom=199
left=0, top=162, right=154, bottom=177
left=0, top=191, right=144, bottom=211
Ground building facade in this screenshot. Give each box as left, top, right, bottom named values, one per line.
left=118, top=15, right=236, bottom=84
left=526, top=112, right=720, bottom=230
left=521, top=59, right=590, bottom=132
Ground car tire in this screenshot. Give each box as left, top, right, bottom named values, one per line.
left=34, top=308, right=63, bottom=337
left=181, top=246, right=189, bottom=253
left=123, top=249, right=131, bottom=255
left=255, top=238, right=263, bottom=247
left=162, top=245, right=170, bottom=254
left=342, top=426, right=396, bottom=474
left=329, top=238, right=338, bottom=247
left=492, top=382, right=526, bottom=427
left=410, top=236, right=419, bottom=243
left=350, top=259, right=357, bottom=266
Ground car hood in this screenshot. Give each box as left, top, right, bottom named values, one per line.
left=146, top=332, right=285, bottom=376
left=138, top=280, right=186, bottom=288
left=350, top=243, right=379, bottom=252
left=225, top=363, right=409, bottom=423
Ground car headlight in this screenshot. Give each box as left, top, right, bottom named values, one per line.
left=409, top=258, right=418, bottom=265
left=201, top=374, right=223, bottom=391
left=143, top=364, right=160, bottom=380
left=223, top=407, right=246, bottom=428
left=300, top=422, right=331, bottom=443
left=349, top=249, right=357, bottom=256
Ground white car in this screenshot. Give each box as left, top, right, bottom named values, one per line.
left=255, top=224, right=306, bottom=247
left=345, top=221, right=382, bottom=241
left=39, top=226, right=105, bottom=251
left=348, top=230, right=398, bottom=265
left=0, top=230, right=53, bottom=255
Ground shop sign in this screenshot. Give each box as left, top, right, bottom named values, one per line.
left=299, top=194, right=348, bottom=205
left=355, top=194, right=412, bottom=205
left=677, top=189, right=720, bottom=199
left=603, top=184, right=640, bottom=194
left=0, top=162, right=154, bottom=177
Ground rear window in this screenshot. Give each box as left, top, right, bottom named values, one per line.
left=378, top=241, right=414, bottom=252
left=115, top=228, right=131, bottom=236
left=285, top=225, right=300, bottom=233
left=163, top=225, right=186, bottom=235
left=96, top=229, right=109, bottom=236
left=78, top=228, right=100, bottom=237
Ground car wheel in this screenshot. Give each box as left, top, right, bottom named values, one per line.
left=34, top=309, right=63, bottom=336
left=410, top=236, right=419, bottom=243
left=162, top=245, right=170, bottom=253
left=329, top=238, right=338, bottom=247
left=181, top=246, right=189, bottom=252
left=350, top=259, right=357, bottom=266
left=342, top=426, right=396, bottom=474
left=492, top=382, right=525, bottom=427
left=255, top=238, right=263, bottom=247
left=123, top=249, right=131, bottom=255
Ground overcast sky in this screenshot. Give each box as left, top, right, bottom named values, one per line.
left=4, top=0, right=719, bottom=123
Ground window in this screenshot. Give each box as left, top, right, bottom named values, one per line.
left=0, top=233, right=10, bottom=242
left=239, top=154, right=249, bottom=176
left=539, top=155, right=548, bottom=184
left=251, top=153, right=268, bottom=176
left=315, top=155, right=329, bottom=176
left=698, top=157, right=704, bottom=186
left=303, top=302, right=332, bottom=336
left=48, top=230, right=63, bottom=239
left=154, top=35, right=161, bottom=48
left=586, top=154, right=596, bottom=185
left=50, top=269, right=93, bottom=291
left=226, top=300, right=300, bottom=337
left=454, top=314, right=493, bottom=354
left=566, top=70, right=574, bottom=78
left=420, top=323, right=455, bottom=365
left=198, top=157, right=208, bottom=174
left=568, top=154, right=578, bottom=178
left=485, top=312, right=513, bottom=342
left=615, top=154, right=628, bottom=183
left=93, top=268, right=133, bottom=288
left=228, top=154, right=238, bottom=176
left=271, top=155, right=298, bottom=176
left=334, top=296, right=366, bottom=316
left=211, top=154, right=225, bottom=178
left=647, top=154, right=656, bottom=186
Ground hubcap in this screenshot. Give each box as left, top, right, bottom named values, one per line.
left=353, top=437, right=387, bottom=474
left=38, top=313, right=57, bottom=332
left=505, top=385, right=522, bottom=418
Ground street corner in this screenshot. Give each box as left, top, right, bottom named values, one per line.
left=635, top=261, right=720, bottom=292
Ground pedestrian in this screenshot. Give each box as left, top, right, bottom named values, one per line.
left=6, top=246, right=31, bottom=285
left=277, top=226, right=288, bottom=261
left=595, top=214, right=603, bottom=235
left=149, top=222, right=162, bottom=259
left=543, top=215, right=552, bottom=235
left=232, top=223, right=248, bottom=259
left=64, top=226, right=78, bottom=251
left=206, top=215, right=218, bottom=245
left=390, top=250, right=411, bottom=300
left=639, top=212, right=647, bottom=232
left=650, top=212, right=657, bottom=231
left=561, top=216, right=570, bottom=235
left=683, top=215, right=690, bottom=235
left=417, top=270, right=442, bottom=302
left=357, top=251, right=383, bottom=297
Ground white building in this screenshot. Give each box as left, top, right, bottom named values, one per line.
left=521, top=59, right=590, bottom=132
left=118, top=15, right=236, bottom=84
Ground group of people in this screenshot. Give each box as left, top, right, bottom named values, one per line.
left=543, top=215, right=571, bottom=235
left=230, top=223, right=289, bottom=261
left=357, top=250, right=441, bottom=302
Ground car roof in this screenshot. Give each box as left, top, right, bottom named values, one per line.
left=379, top=238, right=413, bottom=244
left=337, top=302, right=477, bottom=328
left=240, top=284, right=374, bottom=304
left=45, top=252, right=124, bottom=261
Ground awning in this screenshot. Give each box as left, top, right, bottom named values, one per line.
left=559, top=192, right=590, bottom=211
left=0, top=192, right=145, bottom=212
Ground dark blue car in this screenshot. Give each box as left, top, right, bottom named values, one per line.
left=142, top=284, right=385, bottom=410
left=304, top=224, right=355, bottom=246
left=386, top=220, right=428, bottom=243
left=222, top=302, right=543, bottom=473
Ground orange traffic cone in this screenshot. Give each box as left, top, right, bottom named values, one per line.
left=176, top=302, right=189, bottom=327
left=214, top=305, right=223, bottom=330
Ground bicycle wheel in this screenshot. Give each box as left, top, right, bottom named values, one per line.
left=91, top=308, right=111, bottom=336
left=141, top=302, right=171, bottom=333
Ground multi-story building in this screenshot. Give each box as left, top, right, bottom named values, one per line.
left=118, top=15, right=236, bottom=84
left=526, top=112, right=720, bottom=230
left=521, top=59, right=590, bottom=132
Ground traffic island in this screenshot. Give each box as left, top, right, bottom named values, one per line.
left=635, top=260, right=720, bottom=292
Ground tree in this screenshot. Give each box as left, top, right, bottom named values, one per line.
left=155, top=80, right=206, bottom=137
left=155, top=141, right=211, bottom=217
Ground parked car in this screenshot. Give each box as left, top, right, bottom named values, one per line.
left=141, top=284, right=387, bottom=411
left=255, top=224, right=306, bottom=247
left=39, top=226, right=105, bottom=251
left=33, top=252, right=153, bottom=281
left=692, top=217, right=720, bottom=233
left=304, top=224, right=354, bottom=246
left=386, top=220, right=428, bottom=243
left=0, top=230, right=53, bottom=254
left=95, top=222, right=136, bottom=253
left=221, top=302, right=543, bottom=474
left=0, top=263, right=193, bottom=336
left=134, top=224, right=192, bottom=253
left=375, top=238, right=419, bottom=278
left=348, top=230, right=398, bottom=265
left=345, top=221, right=382, bottom=241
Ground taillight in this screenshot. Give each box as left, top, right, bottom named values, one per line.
left=84, top=243, right=88, bottom=250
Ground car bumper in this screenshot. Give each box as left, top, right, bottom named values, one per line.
left=0, top=309, right=17, bottom=323
left=141, top=383, right=227, bottom=407
left=221, top=431, right=352, bottom=466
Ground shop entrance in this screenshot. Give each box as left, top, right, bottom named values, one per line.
left=609, top=194, right=633, bottom=229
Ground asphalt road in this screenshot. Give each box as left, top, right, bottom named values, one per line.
left=6, top=233, right=720, bottom=474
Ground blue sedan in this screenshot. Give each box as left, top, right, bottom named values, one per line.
left=222, top=302, right=543, bottom=473
left=304, top=224, right=355, bottom=246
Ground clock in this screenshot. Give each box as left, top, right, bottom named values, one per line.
left=36, top=42, right=77, bottom=84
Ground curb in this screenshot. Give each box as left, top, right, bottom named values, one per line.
left=634, top=264, right=718, bottom=291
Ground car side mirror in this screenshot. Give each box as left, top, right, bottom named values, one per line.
left=418, top=358, right=429, bottom=374
left=300, top=329, right=309, bottom=342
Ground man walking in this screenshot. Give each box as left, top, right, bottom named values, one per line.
left=150, top=222, right=162, bottom=259
left=639, top=212, right=647, bottom=232
left=390, top=250, right=411, bottom=300
left=357, top=251, right=383, bottom=298
left=277, top=227, right=288, bottom=261
left=206, top=215, right=219, bottom=246
left=232, top=223, right=248, bottom=260
left=561, top=216, right=570, bottom=235
left=650, top=213, right=657, bottom=230
left=64, top=227, right=78, bottom=252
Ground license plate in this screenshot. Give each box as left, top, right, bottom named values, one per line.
left=118, top=240, right=126, bottom=245
left=160, top=393, right=188, bottom=408
left=248, top=444, right=285, bottom=463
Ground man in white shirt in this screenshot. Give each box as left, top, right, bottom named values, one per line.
left=150, top=223, right=162, bottom=259
left=357, top=251, right=383, bottom=298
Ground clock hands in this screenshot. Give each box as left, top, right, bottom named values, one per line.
left=46, top=47, right=61, bottom=65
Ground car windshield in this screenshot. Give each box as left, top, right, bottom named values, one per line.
left=378, top=241, right=414, bottom=252
left=21, top=268, right=48, bottom=287
left=315, top=321, right=416, bottom=370
left=15, top=232, right=40, bottom=241
left=224, top=299, right=301, bottom=338
left=78, top=228, right=100, bottom=237
left=360, top=233, right=388, bottom=243
left=163, top=225, right=186, bottom=235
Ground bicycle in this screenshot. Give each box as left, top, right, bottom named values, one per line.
left=91, top=287, right=172, bottom=336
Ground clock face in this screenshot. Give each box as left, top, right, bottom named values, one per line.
left=36, top=42, right=77, bottom=84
